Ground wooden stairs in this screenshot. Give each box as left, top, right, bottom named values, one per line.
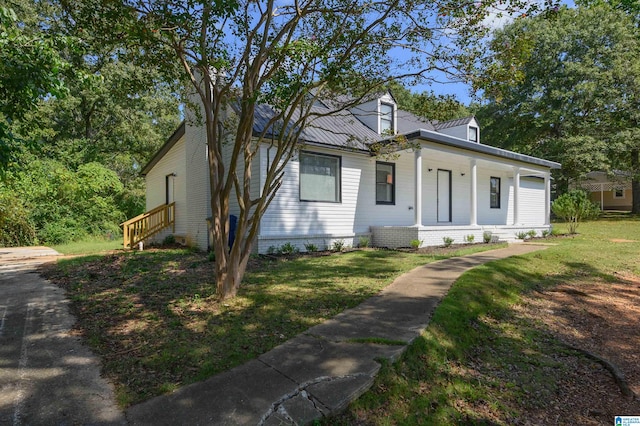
left=121, top=202, right=175, bottom=249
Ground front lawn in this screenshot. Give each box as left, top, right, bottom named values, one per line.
left=327, top=216, right=640, bottom=425
left=41, top=243, right=502, bottom=407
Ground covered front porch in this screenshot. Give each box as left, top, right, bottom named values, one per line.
left=371, top=141, right=554, bottom=248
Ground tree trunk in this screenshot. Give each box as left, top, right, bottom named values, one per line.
left=632, top=148, right=640, bottom=214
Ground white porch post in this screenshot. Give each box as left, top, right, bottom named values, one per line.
left=470, top=159, right=477, bottom=226
left=544, top=172, right=551, bottom=226
left=513, top=167, right=520, bottom=225
left=414, top=148, right=422, bottom=226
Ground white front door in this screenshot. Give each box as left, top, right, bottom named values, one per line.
left=437, top=169, right=451, bottom=223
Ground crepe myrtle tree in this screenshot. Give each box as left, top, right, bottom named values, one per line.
left=61, top=0, right=540, bottom=299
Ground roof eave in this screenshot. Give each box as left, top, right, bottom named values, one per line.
left=399, top=129, right=562, bottom=169
left=141, top=121, right=186, bottom=176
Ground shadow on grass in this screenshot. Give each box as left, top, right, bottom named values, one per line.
left=328, top=250, right=631, bottom=425
left=41, top=247, right=473, bottom=406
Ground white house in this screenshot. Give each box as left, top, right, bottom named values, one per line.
left=139, top=92, right=561, bottom=252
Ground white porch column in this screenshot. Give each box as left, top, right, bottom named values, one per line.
left=414, top=148, right=422, bottom=226
left=513, top=167, right=520, bottom=225
left=544, top=172, right=551, bottom=225
left=470, top=159, right=477, bottom=226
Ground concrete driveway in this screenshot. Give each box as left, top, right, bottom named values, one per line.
left=0, top=247, right=125, bottom=425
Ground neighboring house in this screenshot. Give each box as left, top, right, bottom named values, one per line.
left=572, top=171, right=633, bottom=211
left=139, top=91, right=561, bottom=252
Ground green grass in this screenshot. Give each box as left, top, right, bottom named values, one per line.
left=327, top=216, right=640, bottom=425
left=41, top=243, right=504, bottom=407
left=51, top=236, right=123, bottom=255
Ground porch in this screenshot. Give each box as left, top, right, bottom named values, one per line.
left=370, top=224, right=550, bottom=249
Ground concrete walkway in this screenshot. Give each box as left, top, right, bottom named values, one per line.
left=126, top=243, right=548, bottom=426
left=0, top=247, right=125, bottom=425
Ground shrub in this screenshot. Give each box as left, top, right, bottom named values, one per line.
left=304, top=242, right=318, bottom=253
left=527, top=229, right=537, bottom=239
left=542, top=229, right=551, bottom=238
left=39, top=218, right=88, bottom=245
left=483, top=231, right=492, bottom=243
left=464, top=234, right=475, bottom=243
left=516, top=231, right=529, bottom=240
left=0, top=191, right=37, bottom=247
left=358, top=236, right=370, bottom=248
left=208, top=250, right=215, bottom=262
left=266, top=245, right=277, bottom=255
left=332, top=239, right=345, bottom=252
left=410, top=239, right=422, bottom=249
left=163, top=234, right=176, bottom=245
left=278, top=242, right=298, bottom=255
left=442, top=236, right=454, bottom=247
left=552, top=190, right=600, bottom=234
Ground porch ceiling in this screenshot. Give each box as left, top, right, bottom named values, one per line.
left=419, top=145, right=550, bottom=177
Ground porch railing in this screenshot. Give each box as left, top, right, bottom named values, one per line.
left=121, top=202, right=175, bottom=249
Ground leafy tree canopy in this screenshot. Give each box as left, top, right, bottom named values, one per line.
left=473, top=4, right=640, bottom=197
left=388, top=81, right=471, bottom=123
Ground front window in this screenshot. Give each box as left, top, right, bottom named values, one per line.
left=376, top=162, right=395, bottom=204
left=299, top=151, right=341, bottom=202
left=380, top=102, right=394, bottom=134
left=614, top=188, right=625, bottom=198
left=469, top=126, right=478, bottom=143
left=490, top=177, right=501, bottom=208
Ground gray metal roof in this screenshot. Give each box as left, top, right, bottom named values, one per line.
left=252, top=103, right=379, bottom=151
left=433, top=116, right=475, bottom=130
left=145, top=103, right=559, bottom=176
left=396, top=110, right=435, bottom=133
left=402, top=129, right=562, bottom=169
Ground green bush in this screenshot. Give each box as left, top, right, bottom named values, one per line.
left=278, top=242, right=299, bottom=255
left=332, top=239, right=345, bottom=252
left=483, top=231, right=492, bottom=243
left=358, top=236, right=370, bottom=248
left=442, top=236, right=454, bottom=247
left=464, top=234, right=475, bottom=243
left=304, top=242, right=318, bottom=252
left=0, top=190, right=37, bottom=247
left=552, top=190, right=600, bottom=234
left=410, top=239, right=422, bottom=249
left=39, top=218, right=89, bottom=245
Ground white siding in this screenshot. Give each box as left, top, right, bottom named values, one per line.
left=519, top=177, right=546, bottom=225
left=184, top=123, right=211, bottom=248
left=477, top=169, right=510, bottom=225
left=144, top=136, right=188, bottom=243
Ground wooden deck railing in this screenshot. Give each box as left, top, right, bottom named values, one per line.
left=121, top=202, right=175, bottom=249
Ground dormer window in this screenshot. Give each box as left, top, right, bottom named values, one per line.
left=380, top=102, right=394, bottom=134
left=469, top=126, right=478, bottom=143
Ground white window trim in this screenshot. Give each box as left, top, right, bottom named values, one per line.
left=469, top=126, right=478, bottom=143
left=613, top=188, right=625, bottom=199
left=299, top=151, right=342, bottom=203
left=379, top=102, right=395, bottom=135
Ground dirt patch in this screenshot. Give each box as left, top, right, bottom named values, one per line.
left=517, top=277, right=640, bottom=424
left=609, top=239, right=638, bottom=243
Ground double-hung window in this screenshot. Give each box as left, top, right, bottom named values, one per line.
left=380, top=103, right=394, bottom=134
left=490, top=177, right=501, bottom=208
left=376, top=162, right=395, bottom=204
left=299, top=151, right=341, bottom=202
left=469, top=126, right=478, bottom=143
